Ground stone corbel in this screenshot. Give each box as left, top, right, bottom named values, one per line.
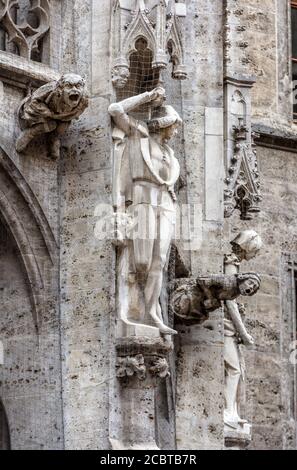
left=224, top=75, right=262, bottom=220
left=116, top=336, right=172, bottom=380
left=112, top=336, right=172, bottom=449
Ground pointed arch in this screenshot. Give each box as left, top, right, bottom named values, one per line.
left=0, top=145, right=58, bottom=328
left=0, top=399, right=10, bottom=450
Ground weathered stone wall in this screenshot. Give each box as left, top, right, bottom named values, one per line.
left=58, top=0, right=115, bottom=450
left=225, top=145, right=297, bottom=450
left=0, top=0, right=296, bottom=451
left=175, top=0, right=225, bottom=450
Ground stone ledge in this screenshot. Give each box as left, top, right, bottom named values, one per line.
left=253, top=122, right=297, bottom=153
left=0, top=51, right=60, bottom=88
left=225, top=423, right=252, bottom=449
left=116, top=336, right=173, bottom=357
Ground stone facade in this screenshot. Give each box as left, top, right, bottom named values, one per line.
left=0, top=0, right=296, bottom=451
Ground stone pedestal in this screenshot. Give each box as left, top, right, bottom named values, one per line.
left=110, top=335, right=173, bottom=450
left=224, top=423, right=252, bottom=450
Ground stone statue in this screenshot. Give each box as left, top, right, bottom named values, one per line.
left=16, top=74, right=89, bottom=158
left=108, top=86, right=181, bottom=336
left=172, top=272, right=260, bottom=323
left=224, top=230, right=263, bottom=430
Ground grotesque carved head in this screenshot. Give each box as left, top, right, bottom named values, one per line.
left=111, top=66, right=130, bottom=89
left=231, top=230, right=263, bottom=261
left=238, top=273, right=261, bottom=296
left=56, top=74, right=87, bottom=110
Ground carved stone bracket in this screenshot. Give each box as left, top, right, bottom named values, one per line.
left=116, top=336, right=172, bottom=381
left=224, top=76, right=262, bottom=220
left=0, top=0, right=50, bottom=60
left=225, top=423, right=252, bottom=450
left=112, top=336, right=172, bottom=450
left=111, top=0, right=187, bottom=88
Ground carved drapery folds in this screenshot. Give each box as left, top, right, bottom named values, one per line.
left=0, top=0, right=50, bottom=61
left=224, top=76, right=262, bottom=220
left=111, top=0, right=187, bottom=89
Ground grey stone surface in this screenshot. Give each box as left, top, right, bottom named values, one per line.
left=0, top=0, right=296, bottom=451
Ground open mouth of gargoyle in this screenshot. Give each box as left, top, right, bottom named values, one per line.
left=69, top=93, right=80, bottom=102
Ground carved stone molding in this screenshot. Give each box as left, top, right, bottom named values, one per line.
left=111, top=0, right=187, bottom=89
left=0, top=50, right=59, bottom=88
left=116, top=336, right=172, bottom=381
left=0, top=145, right=58, bottom=329
left=0, top=0, right=50, bottom=61
left=116, top=355, right=170, bottom=380
left=224, top=423, right=252, bottom=450
left=116, top=354, right=147, bottom=379
left=224, top=75, right=262, bottom=220
left=149, top=357, right=170, bottom=378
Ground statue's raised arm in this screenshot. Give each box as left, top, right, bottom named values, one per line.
left=108, top=87, right=166, bottom=135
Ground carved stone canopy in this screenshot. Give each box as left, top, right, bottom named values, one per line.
left=224, top=76, right=262, bottom=220
left=112, top=0, right=187, bottom=88
left=224, top=121, right=262, bottom=220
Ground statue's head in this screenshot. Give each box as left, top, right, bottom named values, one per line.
left=238, top=273, right=261, bottom=296
left=148, top=104, right=182, bottom=141
left=111, top=65, right=130, bottom=89
left=231, top=230, right=263, bottom=261
left=56, top=74, right=87, bottom=110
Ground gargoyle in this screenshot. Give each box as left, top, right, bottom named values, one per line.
left=16, top=74, right=89, bottom=159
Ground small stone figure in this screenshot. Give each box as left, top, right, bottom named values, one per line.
left=224, top=230, right=263, bottom=430
left=111, top=65, right=130, bottom=89
left=16, top=74, right=88, bottom=159
left=172, top=272, right=261, bottom=322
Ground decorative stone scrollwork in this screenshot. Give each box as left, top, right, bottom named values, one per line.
left=116, top=336, right=172, bottom=381
left=116, top=354, right=146, bottom=379
left=112, top=0, right=187, bottom=89
left=149, top=357, right=170, bottom=378
left=116, top=354, right=170, bottom=380
left=16, top=73, right=89, bottom=159
left=171, top=272, right=261, bottom=324
left=0, top=0, right=50, bottom=60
